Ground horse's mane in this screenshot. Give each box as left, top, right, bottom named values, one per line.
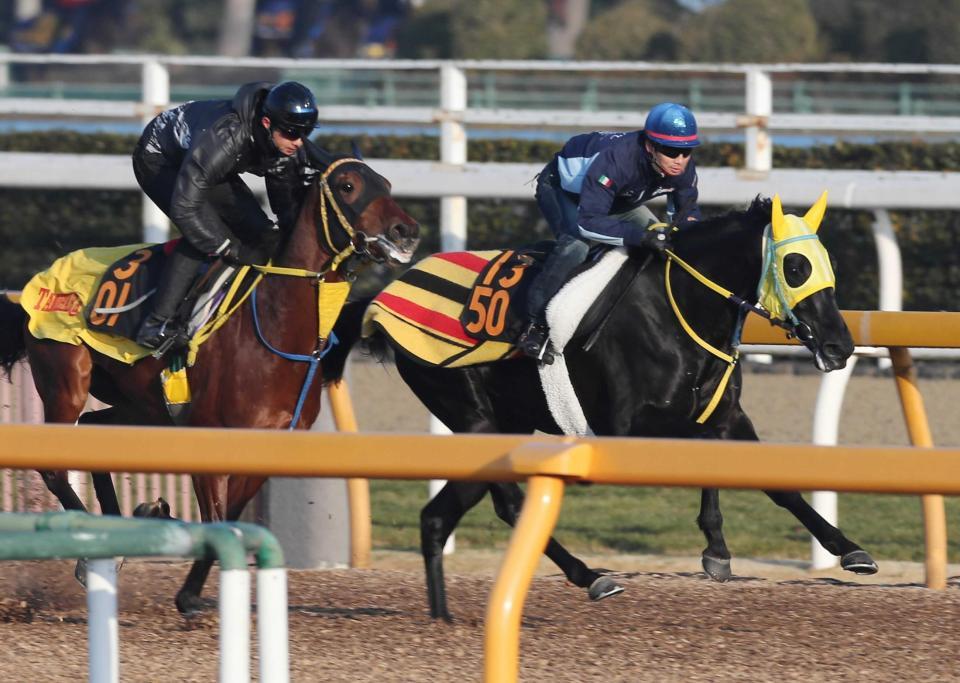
left=666, top=195, right=771, bottom=257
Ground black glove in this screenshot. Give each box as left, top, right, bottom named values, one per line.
left=629, top=227, right=671, bottom=253
left=220, top=242, right=263, bottom=266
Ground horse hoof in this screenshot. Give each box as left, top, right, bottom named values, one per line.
left=588, top=576, right=624, bottom=601
left=702, top=554, right=732, bottom=582
left=841, top=550, right=878, bottom=575
left=176, top=593, right=206, bottom=616
left=133, top=497, right=173, bottom=519
left=74, top=558, right=87, bottom=587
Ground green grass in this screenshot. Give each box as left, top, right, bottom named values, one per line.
left=371, top=480, right=960, bottom=563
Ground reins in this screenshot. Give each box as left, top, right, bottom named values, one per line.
left=188, top=157, right=363, bottom=429
left=660, top=230, right=802, bottom=425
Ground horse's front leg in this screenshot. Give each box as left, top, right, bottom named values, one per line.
left=488, top=482, right=623, bottom=601
left=763, top=490, right=877, bottom=575
left=726, top=411, right=878, bottom=577
left=176, top=474, right=229, bottom=615
left=697, top=487, right=732, bottom=581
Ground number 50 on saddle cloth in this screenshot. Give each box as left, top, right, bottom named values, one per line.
left=363, top=248, right=542, bottom=368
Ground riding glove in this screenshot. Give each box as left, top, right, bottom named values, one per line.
left=220, top=241, right=264, bottom=266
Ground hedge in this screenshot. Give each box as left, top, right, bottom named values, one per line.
left=1, top=131, right=958, bottom=311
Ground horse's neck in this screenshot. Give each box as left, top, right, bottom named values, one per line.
left=674, top=219, right=765, bottom=304
left=275, top=183, right=334, bottom=273
left=638, top=219, right=765, bottom=352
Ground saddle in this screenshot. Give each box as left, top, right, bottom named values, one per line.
left=21, top=241, right=244, bottom=365
left=362, top=242, right=622, bottom=368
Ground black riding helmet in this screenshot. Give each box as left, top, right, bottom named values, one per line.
left=262, top=81, right=319, bottom=137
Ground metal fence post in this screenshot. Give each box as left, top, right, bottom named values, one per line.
left=432, top=64, right=469, bottom=546
left=744, top=69, right=772, bottom=173
left=87, top=558, right=119, bottom=683
left=439, top=63, right=467, bottom=251
left=141, top=60, right=170, bottom=243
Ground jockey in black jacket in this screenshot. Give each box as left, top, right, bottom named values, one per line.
left=133, top=80, right=321, bottom=350
left=518, top=102, right=703, bottom=364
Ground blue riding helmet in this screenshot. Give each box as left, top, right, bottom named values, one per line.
left=263, top=81, right=319, bottom=136
left=644, top=102, right=700, bottom=148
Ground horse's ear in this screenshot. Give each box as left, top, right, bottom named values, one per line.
left=771, top=194, right=787, bottom=241
left=803, top=190, right=828, bottom=233
left=351, top=139, right=364, bottom=160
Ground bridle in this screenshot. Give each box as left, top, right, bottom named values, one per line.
left=315, top=157, right=413, bottom=269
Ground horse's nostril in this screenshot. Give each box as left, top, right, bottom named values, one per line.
left=823, top=342, right=851, bottom=361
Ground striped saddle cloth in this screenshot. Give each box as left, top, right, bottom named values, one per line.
left=363, top=248, right=543, bottom=367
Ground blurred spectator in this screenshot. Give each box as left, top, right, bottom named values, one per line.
left=253, top=0, right=410, bottom=59
left=10, top=0, right=126, bottom=53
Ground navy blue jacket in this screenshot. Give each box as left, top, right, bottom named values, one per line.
left=556, top=131, right=701, bottom=247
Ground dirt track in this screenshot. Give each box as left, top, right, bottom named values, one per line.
left=3, top=358, right=960, bottom=681
left=0, top=557, right=958, bottom=682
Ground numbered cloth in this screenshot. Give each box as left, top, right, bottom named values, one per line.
left=362, top=249, right=541, bottom=367
left=19, top=243, right=170, bottom=364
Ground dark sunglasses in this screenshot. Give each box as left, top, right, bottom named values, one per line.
left=654, top=143, right=692, bottom=159
left=275, top=126, right=305, bottom=142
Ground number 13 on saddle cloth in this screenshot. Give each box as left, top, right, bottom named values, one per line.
left=363, top=248, right=540, bottom=368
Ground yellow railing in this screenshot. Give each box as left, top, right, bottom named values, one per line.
left=1, top=423, right=960, bottom=682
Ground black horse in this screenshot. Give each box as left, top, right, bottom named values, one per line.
left=364, top=194, right=877, bottom=621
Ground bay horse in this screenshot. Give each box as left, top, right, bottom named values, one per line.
left=0, top=154, right=419, bottom=614
left=365, top=193, right=877, bottom=621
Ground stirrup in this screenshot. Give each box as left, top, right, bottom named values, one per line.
left=518, top=324, right=555, bottom=365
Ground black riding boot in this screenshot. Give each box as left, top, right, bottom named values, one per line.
left=135, top=249, right=202, bottom=350
left=518, top=235, right=590, bottom=364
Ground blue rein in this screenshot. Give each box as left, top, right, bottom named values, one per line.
left=250, top=287, right=339, bottom=430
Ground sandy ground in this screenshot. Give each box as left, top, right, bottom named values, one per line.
left=0, top=555, right=957, bottom=682
left=2, top=356, right=959, bottom=681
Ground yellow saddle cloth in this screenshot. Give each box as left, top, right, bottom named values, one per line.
left=20, top=244, right=153, bottom=364
left=363, top=249, right=536, bottom=368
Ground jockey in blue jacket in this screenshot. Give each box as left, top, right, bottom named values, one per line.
left=518, top=102, right=703, bottom=364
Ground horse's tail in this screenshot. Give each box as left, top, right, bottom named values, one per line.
left=0, top=295, right=28, bottom=380
left=323, top=297, right=374, bottom=384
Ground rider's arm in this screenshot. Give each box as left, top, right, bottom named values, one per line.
left=169, top=121, right=242, bottom=255
left=265, top=157, right=305, bottom=233
left=672, top=159, right=702, bottom=226
left=575, top=150, right=648, bottom=247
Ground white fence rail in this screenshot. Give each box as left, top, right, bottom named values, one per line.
left=3, top=54, right=959, bottom=570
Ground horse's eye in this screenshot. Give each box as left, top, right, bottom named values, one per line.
left=340, top=182, right=354, bottom=193
left=783, top=253, right=812, bottom=287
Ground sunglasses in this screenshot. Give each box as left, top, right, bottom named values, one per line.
left=275, top=127, right=305, bottom=142
left=654, top=143, right=692, bottom=159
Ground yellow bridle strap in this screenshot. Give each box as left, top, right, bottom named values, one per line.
left=187, top=265, right=264, bottom=366
left=317, top=157, right=363, bottom=272
left=664, top=248, right=735, bottom=301
left=663, top=256, right=738, bottom=424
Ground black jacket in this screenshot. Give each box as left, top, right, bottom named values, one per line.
left=137, top=82, right=308, bottom=253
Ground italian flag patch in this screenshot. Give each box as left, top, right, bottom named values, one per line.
left=598, top=175, right=615, bottom=189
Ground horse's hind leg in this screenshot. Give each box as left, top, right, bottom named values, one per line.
left=77, top=408, right=123, bottom=516
left=421, top=481, right=488, bottom=621
left=27, top=341, right=92, bottom=511
left=488, top=482, right=623, bottom=601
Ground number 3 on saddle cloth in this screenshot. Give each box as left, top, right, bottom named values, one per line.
left=19, top=241, right=231, bottom=421
left=363, top=246, right=548, bottom=368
